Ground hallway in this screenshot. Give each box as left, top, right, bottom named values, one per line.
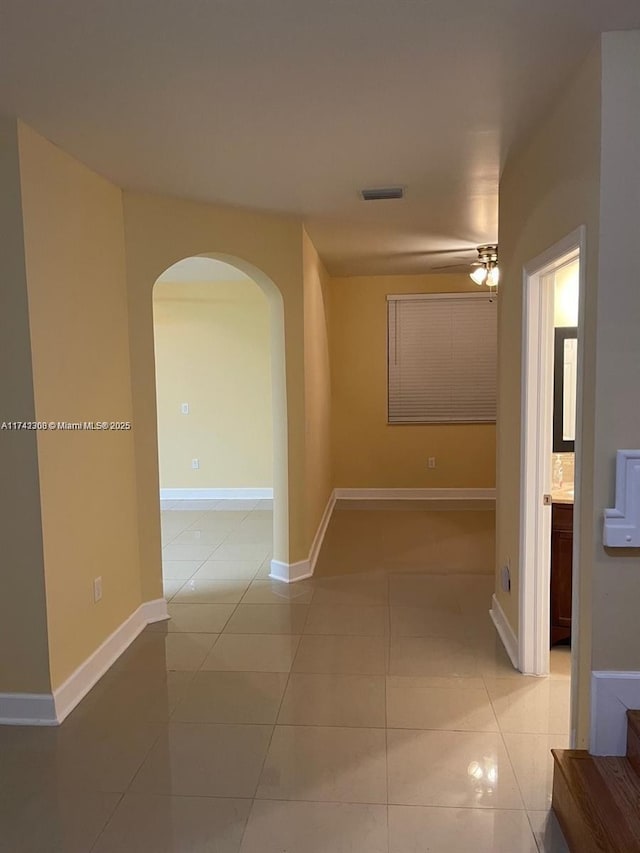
left=0, top=501, right=570, bottom=852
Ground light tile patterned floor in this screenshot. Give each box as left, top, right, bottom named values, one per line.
left=0, top=500, right=571, bottom=851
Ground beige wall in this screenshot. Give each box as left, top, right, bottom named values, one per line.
left=497, top=46, right=602, bottom=746
left=330, top=273, right=496, bottom=488
left=122, top=194, right=314, bottom=581
left=303, top=229, right=333, bottom=543
left=500, top=32, right=640, bottom=748
left=0, top=118, right=51, bottom=693
left=153, top=279, right=273, bottom=490
left=590, top=31, right=640, bottom=674
left=2, top=121, right=332, bottom=696
left=17, top=122, right=142, bottom=689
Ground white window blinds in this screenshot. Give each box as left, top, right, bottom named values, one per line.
left=387, top=293, right=497, bottom=423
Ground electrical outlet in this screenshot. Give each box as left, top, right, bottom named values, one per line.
left=93, top=576, right=103, bottom=603
left=191, top=458, right=200, bottom=469
left=427, top=457, right=436, bottom=469
left=500, top=561, right=511, bottom=593
left=181, top=402, right=189, bottom=414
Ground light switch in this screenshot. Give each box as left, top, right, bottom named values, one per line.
left=93, top=576, right=103, bottom=603
left=603, top=450, right=640, bottom=547
left=181, top=403, right=189, bottom=414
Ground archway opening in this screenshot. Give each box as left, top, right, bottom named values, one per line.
left=151, top=254, right=288, bottom=598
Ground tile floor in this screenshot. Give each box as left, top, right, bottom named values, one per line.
left=1, top=500, right=571, bottom=852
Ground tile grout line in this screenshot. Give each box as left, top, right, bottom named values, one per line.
left=385, top=569, right=391, bottom=853
left=95, top=714, right=174, bottom=844
left=159, top=512, right=272, bottom=853
left=476, top=603, right=545, bottom=828
left=487, top=684, right=531, bottom=817
left=86, top=792, right=126, bottom=853
left=117, top=509, right=538, bottom=847
left=525, top=810, right=546, bottom=853
left=200, top=531, right=271, bottom=853
left=236, top=611, right=300, bottom=851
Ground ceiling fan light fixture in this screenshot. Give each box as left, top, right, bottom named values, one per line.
left=469, top=244, right=499, bottom=289
left=470, top=267, right=488, bottom=285
left=470, top=266, right=488, bottom=285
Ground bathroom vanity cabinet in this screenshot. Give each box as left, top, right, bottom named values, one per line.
left=550, top=501, right=573, bottom=645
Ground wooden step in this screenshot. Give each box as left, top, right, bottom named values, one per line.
left=627, top=710, right=640, bottom=776
left=552, top=749, right=640, bottom=852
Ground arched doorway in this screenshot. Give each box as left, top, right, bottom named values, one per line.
left=151, top=253, right=288, bottom=597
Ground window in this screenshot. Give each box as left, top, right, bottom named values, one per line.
left=387, top=292, right=497, bottom=423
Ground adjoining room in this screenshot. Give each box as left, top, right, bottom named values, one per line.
left=153, top=256, right=276, bottom=604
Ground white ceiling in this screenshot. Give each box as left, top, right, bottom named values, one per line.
left=1, top=1, right=639, bottom=276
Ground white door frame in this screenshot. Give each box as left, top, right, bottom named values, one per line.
left=519, top=227, right=586, bottom=679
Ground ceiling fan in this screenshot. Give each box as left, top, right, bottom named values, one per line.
left=432, top=244, right=500, bottom=287
left=372, top=246, right=478, bottom=267
left=360, top=244, right=500, bottom=288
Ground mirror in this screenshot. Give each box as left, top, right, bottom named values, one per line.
left=553, top=327, right=577, bottom=452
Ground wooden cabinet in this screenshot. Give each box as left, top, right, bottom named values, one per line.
left=551, top=502, right=573, bottom=645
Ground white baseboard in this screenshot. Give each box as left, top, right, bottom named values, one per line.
left=308, top=490, right=337, bottom=573
left=0, top=692, right=57, bottom=727
left=0, top=597, right=169, bottom=726
left=269, top=558, right=313, bottom=583
left=334, top=488, right=496, bottom=501
left=267, top=487, right=493, bottom=582
left=490, top=593, right=519, bottom=670
left=269, top=490, right=336, bottom=583
left=590, top=671, right=640, bottom=755
left=160, top=488, right=273, bottom=500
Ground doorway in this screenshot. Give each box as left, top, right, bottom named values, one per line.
left=520, top=228, right=585, bottom=719
left=152, top=256, right=279, bottom=595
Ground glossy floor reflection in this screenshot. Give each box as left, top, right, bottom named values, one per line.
left=0, top=500, right=571, bottom=852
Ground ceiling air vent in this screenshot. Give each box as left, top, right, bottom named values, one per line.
left=360, top=186, right=404, bottom=201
